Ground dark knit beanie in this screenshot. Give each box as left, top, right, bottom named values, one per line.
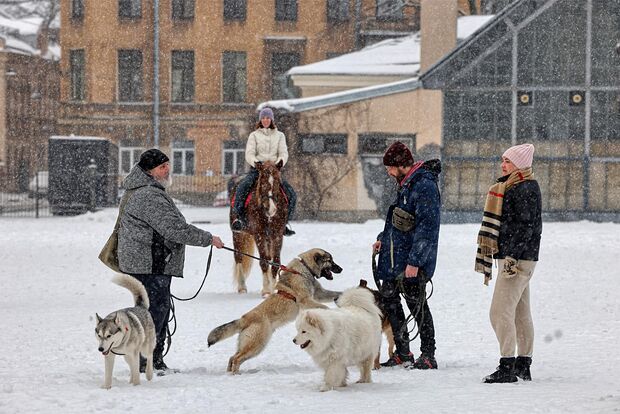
left=383, top=141, right=414, bottom=167
left=138, top=149, right=169, bottom=171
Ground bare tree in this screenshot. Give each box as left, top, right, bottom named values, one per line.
left=287, top=103, right=372, bottom=220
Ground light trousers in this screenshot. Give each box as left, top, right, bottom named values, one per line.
left=490, top=259, right=537, bottom=357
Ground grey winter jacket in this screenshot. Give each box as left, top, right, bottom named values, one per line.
left=117, top=166, right=213, bottom=277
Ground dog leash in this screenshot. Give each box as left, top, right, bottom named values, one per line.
left=163, top=245, right=214, bottom=357
left=372, top=251, right=433, bottom=343
left=221, top=246, right=301, bottom=275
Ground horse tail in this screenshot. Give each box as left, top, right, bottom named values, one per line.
left=238, top=231, right=254, bottom=275
left=233, top=231, right=255, bottom=293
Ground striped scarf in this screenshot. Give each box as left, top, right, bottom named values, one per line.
left=475, top=168, right=533, bottom=285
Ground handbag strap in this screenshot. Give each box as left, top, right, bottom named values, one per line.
left=114, top=189, right=136, bottom=231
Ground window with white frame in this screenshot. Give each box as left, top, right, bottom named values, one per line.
left=119, top=146, right=143, bottom=174
left=172, top=141, right=195, bottom=175
left=222, top=140, right=245, bottom=175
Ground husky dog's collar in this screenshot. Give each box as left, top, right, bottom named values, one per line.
left=298, top=258, right=318, bottom=278
left=276, top=290, right=296, bottom=302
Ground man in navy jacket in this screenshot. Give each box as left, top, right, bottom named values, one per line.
left=373, top=141, right=441, bottom=369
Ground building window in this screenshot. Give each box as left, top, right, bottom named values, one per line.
left=271, top=52, right=300, bottom=99
left=223, top=140, right=246, bottom=175
left=358, top=134, right=414, bottom=156
left=172, top=0, right=194, bottom=19
left=119, top=0, right=141, bottom=19
left=299, top=134, right=347, bottom=154
left=376, top=0, right=403, bottom=21
left=327, top=0, right=349, bottom=22
left=222, top=51, right=247, bottom=103
left=118, top=50, right=143, bottom=102
left=119, top=146, right=143, bottom=174
left=172, top=142, right=195, bottom=175
left=275, top=0, right=297, bottom=21
left=171, top=51, right=195, bottom=103
left=69, top=49, right=85, bottom=101
left=71, top=0, right=84, bottom=20
left=223, top=0, right=246, bottom=21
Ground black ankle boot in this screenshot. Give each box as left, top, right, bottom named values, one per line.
left=284, top=224, right=295, bottom=236
left=153, top=355, right=168, bottom=371
left=515, top=356, right=532, bottom=381
left=483, top=357, right=517, bottom=383
left=231, top=218, right=247, bottom=231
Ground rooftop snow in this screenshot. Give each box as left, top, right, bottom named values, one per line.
left=288, top=15, right=494, bottom=77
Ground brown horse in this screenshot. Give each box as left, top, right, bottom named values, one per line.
left=231, top=161, right=288, bottom=296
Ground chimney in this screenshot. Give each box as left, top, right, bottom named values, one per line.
left=420, top=0, right=458, bottom=73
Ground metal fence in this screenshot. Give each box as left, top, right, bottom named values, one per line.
left=0, top=171, right=232, bottom=218
left=0, top=171, right=51, bottom=218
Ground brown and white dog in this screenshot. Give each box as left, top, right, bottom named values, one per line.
left=207, top=248, right=343, bottom=374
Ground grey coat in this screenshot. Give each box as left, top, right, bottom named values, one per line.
left=117, top=166, right=213, bottom=277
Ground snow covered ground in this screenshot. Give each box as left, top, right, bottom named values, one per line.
left=1, top=208, right=619, bottom=413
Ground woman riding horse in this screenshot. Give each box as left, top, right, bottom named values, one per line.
left=231, top=107, right=296, bottom=236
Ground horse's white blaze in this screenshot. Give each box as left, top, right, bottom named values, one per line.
left=267, top=175, right=277, bottom=218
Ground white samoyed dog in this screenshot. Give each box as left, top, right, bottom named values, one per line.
left=293, top=287, right=382, bottom=391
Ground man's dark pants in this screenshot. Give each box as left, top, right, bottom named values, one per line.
left=131, top=274, right=172, bottom=358
left=380, top=277, right=436, bottom=357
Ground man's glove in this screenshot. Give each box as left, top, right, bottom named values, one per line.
left=501, top=256, right=518, bottom=279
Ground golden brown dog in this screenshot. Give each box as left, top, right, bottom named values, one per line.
left=207, top=248, right=343, bottom=374
left=358, top=279, right=395, bottom=369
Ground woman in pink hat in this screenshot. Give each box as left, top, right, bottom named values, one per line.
left=475, top=143, right=542, bottom=383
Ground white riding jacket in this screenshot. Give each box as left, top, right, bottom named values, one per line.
left=245, top=127, right=289, bottom=168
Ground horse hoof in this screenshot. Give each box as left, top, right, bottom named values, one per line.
left=237, top=288, right=247, bottom=294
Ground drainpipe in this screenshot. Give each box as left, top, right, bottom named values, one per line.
left=153, top=0, right=160, bottom=148
left=354, top=0, right=362, bottom=49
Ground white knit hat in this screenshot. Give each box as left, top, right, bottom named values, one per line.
left=503, top=144, right=535, bottom=169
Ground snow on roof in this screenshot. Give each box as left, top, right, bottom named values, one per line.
left=258, top=77, right=420, bottom=114
left=1, top=34, right=37, bottom=55
left=50, top=135, right=110, bottom=141
left=288, top=15, right=494, bottom=77
left=0, top=15, right=40, bottom=36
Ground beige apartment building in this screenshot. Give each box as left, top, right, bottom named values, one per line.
left=58, top=0, right=420, bottom=186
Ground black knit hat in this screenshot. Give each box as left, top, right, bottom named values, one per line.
left=138, top=149, right=169, bottom=171
left=383, top=141, right=414, bottom=167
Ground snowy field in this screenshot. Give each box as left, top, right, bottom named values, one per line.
left=1, top=207, right=619, bottom=414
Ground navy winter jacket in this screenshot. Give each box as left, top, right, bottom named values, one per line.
left=376, top=161, right=441, bottom=282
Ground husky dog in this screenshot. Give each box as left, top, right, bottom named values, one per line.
left=208, top=248, right=342, bottom=374
left=95, top=274, right=156, bottom=389
left=293, top=287, right=383, bottom=391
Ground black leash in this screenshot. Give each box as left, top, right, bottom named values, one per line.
left=221, top=245, right=302, bottom=275
left=221, top=245, right=281, bottom=268
left=162, top=245, right=214, bottom=357
left=371, top=251, right=433, bottom=343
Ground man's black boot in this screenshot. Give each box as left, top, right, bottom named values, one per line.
left=483, top=357, right=518, bottom=383
left=139, top=356, right=147, bottom=373
left=410, top=353, right=438, bottom=370
left=380, top=352, right=414, bottom=368
left=153, top=354, right=168, bottom=372
left=514, top=356, right=532, bottom=381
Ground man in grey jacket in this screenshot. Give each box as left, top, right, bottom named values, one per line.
left=118, top=149, right=224, bottom=372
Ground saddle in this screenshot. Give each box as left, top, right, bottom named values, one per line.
left=231, top=184, right=289, bottom=209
